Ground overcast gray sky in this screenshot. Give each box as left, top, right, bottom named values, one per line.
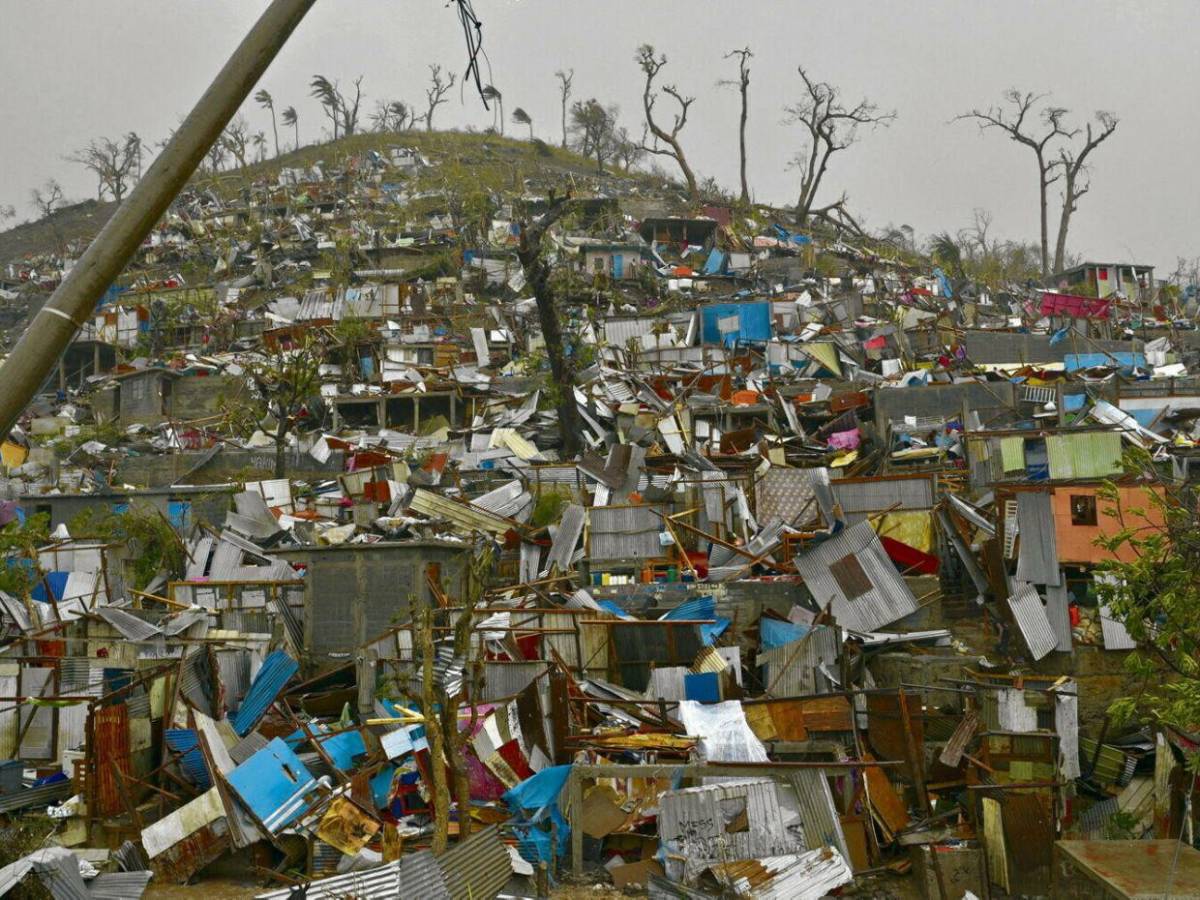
left=2, top=0, right=1195, bottom=272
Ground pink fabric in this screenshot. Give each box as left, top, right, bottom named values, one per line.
left=827, top=428, right=861, bottom=450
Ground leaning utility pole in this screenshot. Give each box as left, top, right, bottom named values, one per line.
left=0, top=0, right=319, bottom=438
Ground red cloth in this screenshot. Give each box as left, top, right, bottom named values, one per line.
left=1040, top=292, right=1111, bottom=320
left=880, top=536, right=939, bottom=575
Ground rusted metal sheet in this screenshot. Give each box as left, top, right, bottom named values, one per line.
left=150, top=823, right=231, bottom=884
left=436, top=824, right=513, bottom=900
left=866, top=693, right=922, bottom=769
left=938, top=710, right=979, bottom=767
left=93, top=702, right=131, bottom=817
left=1000, top=790, right=1054, bottom=896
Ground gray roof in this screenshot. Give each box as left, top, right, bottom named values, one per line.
left=1006, top=583, right=1058, bottom=661
left=792, top=521, right=918, bottom=633
left=1015, top=491, right=1061, bottom=586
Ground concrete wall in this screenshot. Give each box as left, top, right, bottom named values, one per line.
left=115, top=447, right=346, bottom=488
left=269, top=541, right=472, bottom=672
left=874, top=381, right=1016, bottom=431
left=19, top=486, right=236, bottom=534
left=168, top=374, right=248, bottom=422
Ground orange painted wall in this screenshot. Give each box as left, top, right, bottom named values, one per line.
left=1050, top=485, right=1166, bottom=565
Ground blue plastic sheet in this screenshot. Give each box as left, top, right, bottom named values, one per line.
left=503, top=765, right=573, bottom=860
left=760, top=617, right=810, bottom=649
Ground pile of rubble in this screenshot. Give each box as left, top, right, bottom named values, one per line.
left=0, top=131, right=1198, bottom=898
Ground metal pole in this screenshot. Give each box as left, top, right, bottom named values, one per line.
left=0, top=0, right=319, bottom=438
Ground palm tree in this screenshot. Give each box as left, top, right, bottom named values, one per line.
left=255, top=88, right=280, bottom=157
left=253, top=131, right=268, bottom=162
left=281, top=106, right=299, bottom=150
left=512, top=107, right=533, bottom=140
left=482, top=85, right=504, bottom=135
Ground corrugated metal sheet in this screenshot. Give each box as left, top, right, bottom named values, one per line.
left=256, top=861, right=403, bottom=899
left=831, top=475, right=934, bottom=523
left=659, top=779, right=805, bottom=883
left=604, top=316, right=658, bottom=346
left=472, top=480, right=533, bottom=521
left=792, top=521, right=918, bottom=633
left=94, top=702, right=132, bottom=817
left=436, top=824, right=513, bottom=900
left=1043, top=581, right=1073, bottom=652
left=231, top=650, right=297, bottom=736
left=758, top=626, right=841, bottom=696
left=706, top=848, right=853, bottom=900
left=482, top=661, right=547, bottom=702
left=400, top=849, right=452, bottom=900
left=588, top=505, right=662, bottom=561
left=227, top=737, right=318, bottom=833
left=939, top=710, right=980, bottom=767
left=1099, top=604, right=1137, bottom=650
left=1046, top=431, right=1122, bottom=480
left=165, top=729, right=212, bottom=789
left=87, top=871, right=154, bottom=899
left=1054, top=680, right=1081, bottom=780
left=409, top=488, right=512, bottom=536
left=1006, top=584, right=1058, bottom=661
left=543, top=504, right=585, bottom=574
left=0, top=781, right=72, bottom=815
left=1015, top=492, right=1061, bottom=586
left=787, top=769, right=849, bottom=861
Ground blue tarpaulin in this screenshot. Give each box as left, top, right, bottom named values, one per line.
left=703, top=248, right=726, bottom=275
left=31, top=571, right=69, bottom=603
left=760, top=618, right=810, bottom=649
left=700, top=302, right=772, bottom=345
left=934, top=267, right=953, bottom=299
left=1064, top=352, right=1145, bottom=373
left=503, top=765, right=573, bottom=861
left=684, top=672, right=720, bottom=702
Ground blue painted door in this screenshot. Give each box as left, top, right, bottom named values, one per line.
left=612, top=254, right=624, bottom=279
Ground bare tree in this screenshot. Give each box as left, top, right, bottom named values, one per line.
left=517, top=192, right=585, bottom=458
left=424, top=64, right=456, bottom=131
left=30, top=180, right=64, bottom=221
left=570, top=99, right=618, bottom=174
left=281, top=106, right=300, bottom=150
left=221, top=116, right=251, bottom=169
left=205, top=138, right=226, bottom=174
left=482, top=85, right=504, bottom=135
left=786, top=66, right=895, bottom=227
left=512, top=106, right=534, bottom=140
left=0, top=205, right=15, bottom=225
left=67, top=136, right=140, bottom=203
left=635, top=44, right=699, bottom=204
left=30, top=180, right=66, bottom=255
left=254, top=88, right=280, bottom=157
left=555, top=68, right=574, bottom=149
left=613, top=126, right=645, bottom=171
left=1052, top=112, right=1119, bottom=273
left=125, top=132, right=144, bottom=182
left=310, top=75, right=363, bottom=140
left=720, top=48, right=752, bottom=203
left=957, top=90, right=1074, bottom=276
left=370, top=100, right=412, bottom=133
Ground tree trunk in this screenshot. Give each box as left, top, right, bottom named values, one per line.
left=518, top=200, right=584, bottom=459
left=270, top=110, right=280, bottom=158
left=672, top=141, right=700, bottom=205
left=1036, top=152, right=1050, bottom=277
left=293, top=123, right=299, bottom=151
left=738, top=85, right=749, bottom=204
left=273, top=416, right=287, bottom=478
left=561, top=99, right=568, bottom=149
left=1053, top=171, right=1075, bottom=274
left=422, top=608, right=451, bottom=854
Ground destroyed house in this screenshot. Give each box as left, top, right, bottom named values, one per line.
left=1052, top=261, right=1155, bottom=300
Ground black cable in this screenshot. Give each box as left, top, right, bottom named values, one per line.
left=449, top=0, right=491, bottom=109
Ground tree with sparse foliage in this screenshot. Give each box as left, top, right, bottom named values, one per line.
left=555, top=68, right=574, bottom=149
left=221, top=116, right=251, bottom=169
left=1096, top=451, right=1200, bottom=761
left=67, top=135, right=141, bottom=203
left=517, top=192, right=585, bottom=458
left=30, top=180, right=64, bottom=221
left=236, top=336, right=324, bottom=478
left=570, top=99, right=619, bottom=174
left=482, top=85, right=504, bottom=135
left=281, top=106, right=299, bottom=150
left=719, top=47, right=753, bottom=203
left=311, top=74, right=364, bottom=140
left=785, top=65, right=895, bottom=228
left=424, top=64, right=456, bottom=131
left=613, top=126, right=645, bottom=172
left=1052, top=111, right=1119, bottom=273
left=254, top=88, right=280, bottom=157
left=371, top=100, right=414, bottom=133
left=635, top=44, right=699, bottom=204
left=252, top=131, right=268, bottom=163
left=957, top=90, right=1074, bottom=277
left=512, top=107, right=533, bottom=140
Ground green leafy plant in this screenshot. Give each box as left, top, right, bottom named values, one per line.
left=68, top=502, right=185, bottom=591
